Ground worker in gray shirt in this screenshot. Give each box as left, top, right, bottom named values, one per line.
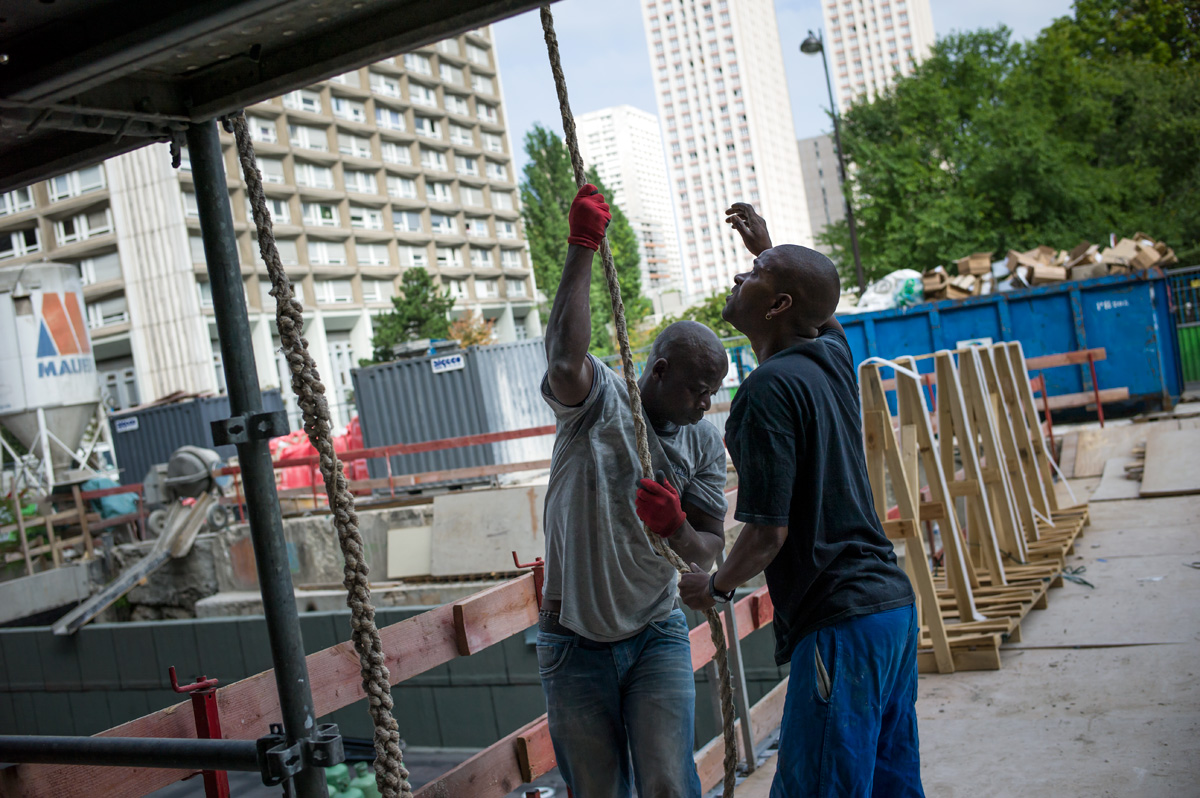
left=538, top=185, right=730, bottom=798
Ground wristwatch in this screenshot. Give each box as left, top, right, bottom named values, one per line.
left=709, top=573, right=736, bottom=604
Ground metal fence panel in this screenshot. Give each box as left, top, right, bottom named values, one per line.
left=1167, top=266, right=1200, bottom=386
left=470, top=340, right=555, bottom=465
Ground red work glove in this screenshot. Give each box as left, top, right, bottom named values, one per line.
left=636, top=472, right=686, bottom=538
left=567, top=184, right=611, bottom=250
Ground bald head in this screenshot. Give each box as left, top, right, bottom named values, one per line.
left=649, top=320, right=727, bottom=370
left=762, top=245, right=841, bottom=330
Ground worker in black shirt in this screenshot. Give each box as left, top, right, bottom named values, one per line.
left=679, top=203, right=924, bottom=797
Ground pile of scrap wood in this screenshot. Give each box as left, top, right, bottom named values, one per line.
left=921, top=233, right=1178, bottom=302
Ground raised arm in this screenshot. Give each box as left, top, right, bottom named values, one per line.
left=544, top=185, right=611, bottom=406
left=725, top=202, right=772, bottom=256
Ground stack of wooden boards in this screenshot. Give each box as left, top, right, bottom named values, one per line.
left=1085, top=418, right=1200, bottom=501
left=859, top=341, right=1090, bottom=674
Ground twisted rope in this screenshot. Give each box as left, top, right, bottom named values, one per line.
left=231, top=114, right=412, bottom=798
left=539, top=7, right=739, bottom=796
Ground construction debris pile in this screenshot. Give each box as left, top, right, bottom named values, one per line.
left=921, top=232, right=1179, bottom=302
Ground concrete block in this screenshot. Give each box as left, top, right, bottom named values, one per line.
left=68, top=690, right=114, bottom=735
left=446, top=639, right=507, bottom=686
left=0, top=563, right=90, bottom=625
left=432, top=685, right=499, bottom=747
left=36, top=630, right=83, bottom=690
left=235, top=617, right=275, bottom=676
left=192, top=617, right=249, bottom=682
left=386, top=525, right=432, bottom=579
left=106, top=689, right=151, bottom=727
left=490, top=684, right=546, bottom=735
left=36, top=692, right=76, bottom=735
left=0, top=629, right=46, bottom=691
left=9, top=691, right=39, bottom=734
left=390, top=685, right=441, bottom=747
left=152, top=619, right=203, bottom=685
left=0, top=691, right=16, bottom=734
left=109, top=624, right=165, bottom=689
left=500, top=628, right=540, bottom=685
left=74, top=625, right=121, bottom=690
left=429, top=485, right=547, bottom=576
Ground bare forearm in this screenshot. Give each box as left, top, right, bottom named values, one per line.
left=546, top=244, right=594, bottom=365
left=667, top=521, right=723, bottom=571
left=712, top=522, right=787, bottom=593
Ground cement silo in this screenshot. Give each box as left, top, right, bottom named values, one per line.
left=0, top=262, right=102, bottom=487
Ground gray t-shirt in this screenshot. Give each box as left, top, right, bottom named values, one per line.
left=541, top=354, right=728, bottom=642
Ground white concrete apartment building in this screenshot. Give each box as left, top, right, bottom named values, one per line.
left=0, top=27, right=536, bottom=430
left=822, top=0, right=935, bottom=113
left=576, top=105, right=684, bottom=318
left=797, top=133, right=846, bottom=254
left=641, top=0, right=812, bottom=301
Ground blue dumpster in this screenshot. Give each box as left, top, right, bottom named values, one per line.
left=839, top=271, right=1183, bottom=412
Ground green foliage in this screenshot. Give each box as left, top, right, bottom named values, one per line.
left=631, top=291, right=741, bottom=350
left=819, top=0, right=1200, bottom=282
left=520, top=124, right=649, bottom=355
left=364, top=267, right=456, bottom=364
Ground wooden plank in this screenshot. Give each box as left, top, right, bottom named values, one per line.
left=452, top=576, right=541, bottom=656
left=1089, top=457, right=1142, bottom=502
left=3, top=574, right=539, bottom=798
left=1024, top=348, right=1107, bottom=369
left=1072, top=423, right=1169, bottom=478
left=1043, top=387, right=1129, bottom=411
left=72, top=485, right=95, bottom=558
left=1140, top=428, right=1200, bottom=497
left=515, top=721, right=556, bottom=783
left=414, top=717, right=544, bottom=798
left=694, top=677, right=790, bottom=793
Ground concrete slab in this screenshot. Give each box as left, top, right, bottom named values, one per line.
left=0, top=562, right=90, bottom=624
left=429, top=485, right=546, bottom=576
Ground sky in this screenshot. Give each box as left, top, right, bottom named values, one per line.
left=491, top=0, right=1077, bottom=177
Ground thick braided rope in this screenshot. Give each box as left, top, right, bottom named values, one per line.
left=539, top=8, right=738, bottom=796
left=231, top=115, right=413, bottom=798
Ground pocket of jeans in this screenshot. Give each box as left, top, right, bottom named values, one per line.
left=814, top=629, right=835, bottom=703
left=648, top=610, right=692, bottom=643
left=536, top=633, right=574, bottom=676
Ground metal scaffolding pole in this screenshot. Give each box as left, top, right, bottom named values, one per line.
left=185, top=118, right=328, bottom=798
left=0, top=736, right=260, bottom=772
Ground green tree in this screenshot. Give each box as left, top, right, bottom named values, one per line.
left=631, top=291, right=742, bottom=350
left=819, top=1, right=1200, bottom=281
left=364, top=267, right=455, bottom=364
left=520, top=124, right=649, bottom=354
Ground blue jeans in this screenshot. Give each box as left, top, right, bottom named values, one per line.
left=538, top=608, right=701, bottom=798
left=771, top=604, right=925, bottom=798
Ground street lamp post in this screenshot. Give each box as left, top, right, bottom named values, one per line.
left=801, top=29, right=867, bottom=294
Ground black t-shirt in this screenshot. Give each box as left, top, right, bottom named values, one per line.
left=725, top=325, right=914, bottom=666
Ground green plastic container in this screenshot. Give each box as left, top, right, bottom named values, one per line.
left=350, top=762, right=382, bottom=798
left=324, top=763, right=349, bottom=791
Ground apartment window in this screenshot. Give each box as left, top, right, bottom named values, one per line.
left=410, top=83, right=438, bottom=108
left=393, top=210, right=423, bottom=232
left=0, top=187, right=34, bottom=216
left=295, top=161, right=334, bottom=189
left=492, top=191, right=514, bottom=211
left=456, top=155, right=479, bottom=176
left=466, top=43, right=490, bottom=66
left=476, top=102, right=498, bottom=124
left=470, top=247, right=493, bottom=268
left=420, top=148, right=448, bottom=171
left=329, top=70, right=361, bottom=87
left=368, top=72, right=401, bottom=98
left=337, top=134, right=372, bottom=159
left=362, top=278, right=394, bottom=302
left=356, top=242, right=391, bottom=266
left=344, top=169, right=378, bottom=194
left=197, top=280, right=215, bottom=308
left=496, top=220, right=517, bottom=240
left=399, top=245, right=429, bottom=268
left=445, top=94, right=470, bottom=116
left=247, top=196, right=291, bottom=225
left=349, top=205, right=384, bottom=230
left=450, top=124, right=475, bottom=146
left=308, top=240, right=347, bottom=265
left=471, top=74, right=495, bottom=95
left=486, top=161, right=507, bottom=181
left=464, top=216, right=489, bottom=237
left=427, top=181, right=454, bottom=203
left=48, top=166, right=105, bottom=201
left=78, top=252, right=122, bottom=285
left=289, top=124, right=328, bottom=151
left=436, top=246, right=463, bottom=268
left=500, top=249, right=523, bottom=270
left=259, top=157, right=286, bottom=184
left=375, top=107, right=406, bottom=131
left=509, top=278, right=528, bottom=299
left=55, top=208, right=114, bottom=245
left=0, top=226, right=40, bottom=261
left=315, top=278, right=354, bottom=303
left=414, top=116, right=442, bottom=139
left=182, top=190, right=200, bottom=217
left=476, top=278, right=499, bottom=298
left=272, top=238, right=299, bottom=266
left=439, top=64, right=465, bottom=85
left=283, top=89, right=322, bottom=113
left=430, top=213, right=457, bottom=234
left=332, top=97, right=367, bottom=123
left=302, top=202, right=340, bottom=227
left=513, top=319, right=528, bottom=339
left=461, top=186, right=484, bottom=206
left=386, top=176, right=417, bottom=199
left=248, top=116, right=278, bottom=144
left=482, top=132, right=504, bottom=153
left=85, top=295, right=128, bottom=328
left=437, top=38, right=461, bottom=57
left=189, top=234, right=206, bottom=263
left=380, top=141, right=412, bottom=165
left=404, top=53, right=432, bottom=75
left=446, top=278, right=469, bottom=299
